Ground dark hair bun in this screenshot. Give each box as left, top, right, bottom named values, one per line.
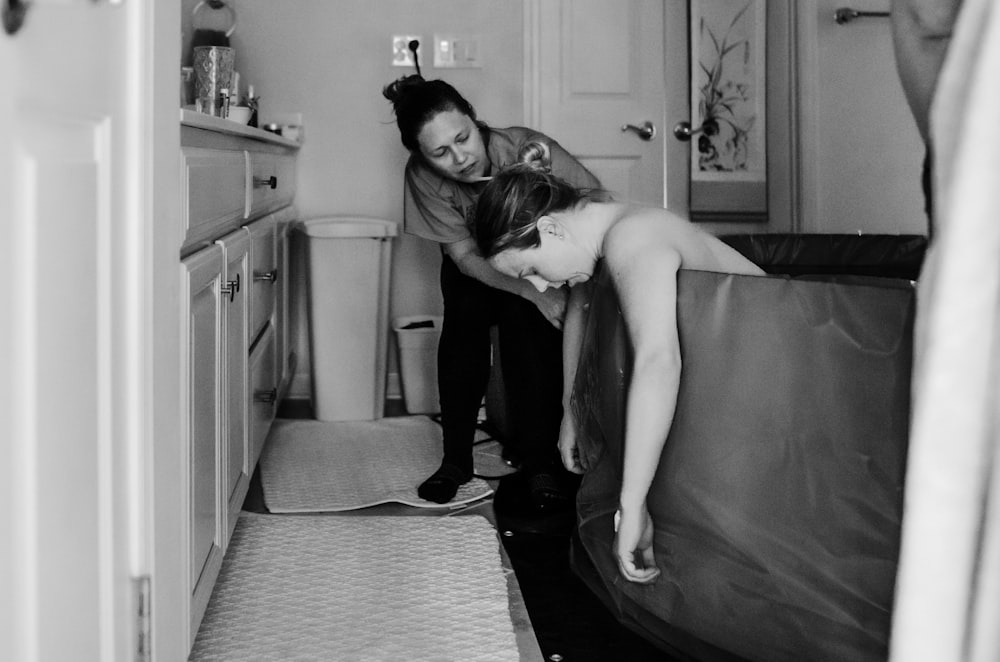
left=382, top=74, right=425, bottom=104
left=517, top=141, right=551, bottom=172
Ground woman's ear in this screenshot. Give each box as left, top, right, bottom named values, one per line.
left=535, top=216, right=559, bottom=237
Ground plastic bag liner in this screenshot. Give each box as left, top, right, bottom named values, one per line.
left=569, top=265, right=915, bottom=662
left=720, top=233, right=927, bottom=280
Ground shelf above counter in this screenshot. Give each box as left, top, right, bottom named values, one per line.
left=181, top=108, right=301, bottom=150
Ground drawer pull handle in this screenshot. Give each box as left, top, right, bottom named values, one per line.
left=220, top=272, right=240, bottom=302
left=254, top=269, right=277, bottom=283
left=254, top=388, right=277, bottom=404
left=254, top=175, right=278, bottom=189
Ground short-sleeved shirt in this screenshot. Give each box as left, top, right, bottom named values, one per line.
left=403, top=126, right=600, bottom=245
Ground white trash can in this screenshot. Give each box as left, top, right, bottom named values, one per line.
left=392, top=315, right=443, bottom=414
left=299, top=216, right=398, bottom=421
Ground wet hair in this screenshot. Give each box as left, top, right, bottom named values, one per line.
left=473, top=164, right=610, bottom=258
left=382, top=75, right=482, bottom=153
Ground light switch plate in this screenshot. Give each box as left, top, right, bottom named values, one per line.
left=392, top=35, right=423, bottom=68
left=433, top=34, right=482, bottom=68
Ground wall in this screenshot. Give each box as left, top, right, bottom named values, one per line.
left=182, top=0, right=525, bottom=398
left=798, top=1, right=927, bottom=234
left=178, top=0, right=929, bottom=401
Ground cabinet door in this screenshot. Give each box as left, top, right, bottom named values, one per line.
left=181, top=245, right=226, bottom=640
left=217, top=228, right=251, bottom=540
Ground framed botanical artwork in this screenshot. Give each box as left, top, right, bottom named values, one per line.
left=689, top=0, right=767, bottom=222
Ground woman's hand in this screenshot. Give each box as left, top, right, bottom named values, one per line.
left=558, top=413, right=584, bottom=474
left=528, top=287, right=568, bottom=328
left=613, top=505, right=660, bottom=584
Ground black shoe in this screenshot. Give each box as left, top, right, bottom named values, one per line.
left=527, top=469, right=571, bottom=512
left=417, top=463, right=472, bottom=504
left=501, top=444, right=522, bottom=469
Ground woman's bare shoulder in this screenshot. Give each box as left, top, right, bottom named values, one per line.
left=602, top=209, right=685, bottom=279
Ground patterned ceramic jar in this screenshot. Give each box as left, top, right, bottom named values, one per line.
left=193, top=46, right=235, bottom=116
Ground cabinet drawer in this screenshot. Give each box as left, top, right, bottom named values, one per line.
left=245, top=216, right=278, bottom=342
left=182, top=147, right=247, bottom=248
left=247, top=151, right=295, bottom=218
left=249, top=323, right=277, bottom=465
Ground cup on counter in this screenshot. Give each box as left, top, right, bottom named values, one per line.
left=193, top=46, right=235, bottom=117
left=227, top=106, right=252, bottom=125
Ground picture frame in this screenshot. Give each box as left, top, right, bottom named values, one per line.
left=689, top=0, right=768, bottom=222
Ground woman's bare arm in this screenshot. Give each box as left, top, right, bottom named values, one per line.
left=557, top=282, right=592, bottom=472
left=606, top=233, right=683, bottom=583
left=891, top=0, right=964, bottom=141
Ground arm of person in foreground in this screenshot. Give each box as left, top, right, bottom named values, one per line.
left=891, top=0, right=964, bottom=141
left=607, top=239, right=683, bottom=584
left=557, top=282, right=593, bottom=473
left=445, top=237, right=567, bottom=328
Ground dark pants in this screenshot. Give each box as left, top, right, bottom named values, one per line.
left=437, top=254, right=564, bottom=474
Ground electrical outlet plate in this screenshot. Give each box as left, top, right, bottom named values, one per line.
left=433, top=34, right=482, bottom=68
left=392, top=35, right=423, bottom=68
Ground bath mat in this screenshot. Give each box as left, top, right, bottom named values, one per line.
left=259, top=416, right=495, bottom=512
left=189, top=514, right=520, bottom=661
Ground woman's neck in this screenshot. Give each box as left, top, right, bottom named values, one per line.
left=561, top=201, right=626, bottom=260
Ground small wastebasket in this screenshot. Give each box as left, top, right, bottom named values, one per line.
left=298, top=216, right=398, bottom=421
left=392, top=315, right=443, bottom=414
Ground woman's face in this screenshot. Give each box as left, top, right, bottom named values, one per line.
left=490, top=222, right=596, bottom=292
left=416, top=109, right=489, bottom=183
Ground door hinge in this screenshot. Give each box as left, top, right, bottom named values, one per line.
left=134, top=575, right=151, bottom=662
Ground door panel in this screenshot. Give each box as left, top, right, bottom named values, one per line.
left=533, top=0, right=669, bottom=206
left=1, top=2, right=138, bottom=661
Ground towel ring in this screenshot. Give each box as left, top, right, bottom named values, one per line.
left=192, top=0, right=237, bottom=38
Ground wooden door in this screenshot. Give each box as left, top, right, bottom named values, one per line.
left=0, top=2, right=144, bottom=660
left=528, top=0, right=681, bottom=208
left=528, top=0, right=798, bottom=231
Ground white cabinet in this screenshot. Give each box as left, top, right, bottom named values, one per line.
left=180, top=245, right=226, bottom=641
left=181, top=227, right=251, bottom=642
left=220, top=228, right=252, bottom=539
left=181, top=117, right=298, bottom=645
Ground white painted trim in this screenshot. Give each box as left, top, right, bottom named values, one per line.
left=149, top=0, right=187, bottom=658
left=794, top=4, right=820, bottom=233
left=784, top=1, right=804, bottom=233
left=522, top=0, right=542, bottom=127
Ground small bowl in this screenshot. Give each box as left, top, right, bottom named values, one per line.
left=227, top=106, right=252, bottom=125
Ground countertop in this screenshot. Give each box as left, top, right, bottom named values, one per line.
left=181, top=108, right=301, bottom=149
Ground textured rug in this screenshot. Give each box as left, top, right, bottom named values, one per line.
left=259, top=416, right=496, bottom=512
left=189, top=514, right=520, bottom=661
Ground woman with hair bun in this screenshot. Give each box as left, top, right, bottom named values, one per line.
left=383, top=75, right=601, bottom=507
left=474, top=165, right=764, bottom=583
